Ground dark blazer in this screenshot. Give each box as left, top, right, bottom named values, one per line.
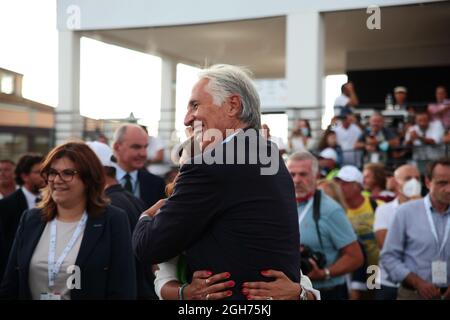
left=105, top=184, right=146, bottom=230
left=137, top=169, right=166, bottom=209
left=0, top=189, right=28, bottom=279
left=0, top=206, right=136, bottom=300
left=104, top=184, right=157, bottom=300
left=133, top=131, right=301, bottom=300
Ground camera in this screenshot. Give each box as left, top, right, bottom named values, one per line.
left=300, top=245, right=327, bottom=275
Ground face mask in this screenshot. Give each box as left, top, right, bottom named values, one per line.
left=402, top=178, right=421, bottom=198
left=301, top=128, right=310, bottom=136
left=378, top=141, right=389, bottom=152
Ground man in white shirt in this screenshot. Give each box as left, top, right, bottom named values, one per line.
left=405, top=112, right=445, bottom=147
left=405, top=112, right=445, bottom=171
left=334, top=81, right=359, bottom=116
left=373, top=164, right=421, bottom=300
left=333, top=109, right=363, bottom=167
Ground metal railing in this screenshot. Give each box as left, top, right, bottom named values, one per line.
left=339, top=143, right=450, bottom=172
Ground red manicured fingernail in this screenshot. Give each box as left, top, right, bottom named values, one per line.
left=225, top=272, right=231, bottom=278
left=228, top=281, right=235, bottom=287
left=261, top=270, right=269, bottom=275
left=206, top=271, right=213, bottom=276
left=242, top=288, right=249, bottom=295
left=242, top=283, right=248, bottom=288
left=227, top=291, right=232, bottom=296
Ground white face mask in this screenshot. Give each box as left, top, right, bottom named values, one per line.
left=402, top=178, right=422, bottom=198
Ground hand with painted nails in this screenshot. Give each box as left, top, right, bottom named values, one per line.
left=183, top=270, right=234, bottom=300
left=242, top=270, right=316, bottom=300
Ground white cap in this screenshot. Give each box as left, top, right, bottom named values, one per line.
left=86, top=141, right=115, bottom=167
left=319, top=148, right=337, bottom=162
left=394, top=86, right=407, bottom=94
left=336, top=165, right=363, bottom=185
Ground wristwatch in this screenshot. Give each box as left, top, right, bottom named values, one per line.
left=323, top=268, right=331, bottom=280
left=299, top=285, right=308, bottom=300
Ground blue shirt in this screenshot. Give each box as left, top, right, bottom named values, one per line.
left=298, top=190, right=357, bottom=289
left=381, top=194, right=450, bottom=285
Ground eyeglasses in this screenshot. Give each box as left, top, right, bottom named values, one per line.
left=44, top=168, right=79, bottom=182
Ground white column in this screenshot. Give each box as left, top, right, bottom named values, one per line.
left=158, top=58, right=177, bottom=147
left=286, top=11, right=325, bottom=138
left=56, top=31, right=84, bottom=145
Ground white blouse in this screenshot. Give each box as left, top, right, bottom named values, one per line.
left=29, top=219, right=85, bottom=300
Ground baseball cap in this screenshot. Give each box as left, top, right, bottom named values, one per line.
left=394, top=86, right=407, bottom=94
left=336, top=165, right=363, bottom=185
left=319, top=148, right=337, bottom=162
left=86, top=141, right=115, bottom=167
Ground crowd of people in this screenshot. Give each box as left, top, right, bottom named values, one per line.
left=0, top=64, right=449, bottom=300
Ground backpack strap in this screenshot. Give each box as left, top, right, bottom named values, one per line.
left=312, top=189, right=324, bottom=250
left=369, top=197, right=378, bottom=212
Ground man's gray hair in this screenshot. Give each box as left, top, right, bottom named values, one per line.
left=287, top=151, right=319, bottom=176
left=113, top=123, right=144, bottom=144
left=199, top=64, right=261, bottom=129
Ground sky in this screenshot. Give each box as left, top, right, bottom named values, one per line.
left=0, top=0, right=341, bottom=140
left=0, top=0, right=162, bottom=135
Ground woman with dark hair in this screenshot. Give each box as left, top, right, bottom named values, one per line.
left=317, top=129, right=343, bottom=167
left=0, top=141, right=136, bottom=300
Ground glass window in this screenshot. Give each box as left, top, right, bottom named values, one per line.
left=34, top=135, right=52, bottom=156
left=0, top=75, right=14, bottom=94
left=0, top=133, right=28, bottom=162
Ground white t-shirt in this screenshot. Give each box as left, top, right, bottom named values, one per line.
left=334, top=94, right=350, bottom=108
left=289, top=136, right=314, bottom=153
left=373, top=198, right=400, bottom=287
left=374, top=198, right=399, bottom=232
left=29, top=219, right=85, bottom=300
left=405, top=120, right=444, bottom=146
left=334, top=124, right=362, bottom=151
left=269, top=136, right=287, bottom=151
left=333, top=95, right=351, bottom=117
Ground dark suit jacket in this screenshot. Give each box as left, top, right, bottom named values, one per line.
left=104, top=184, right=157, bottom=300
left=105, top=184, right=146, bottom=230
left=0, top=206, right=136, bottom=300
left=133, top=131, right=301, bottom=300
left=137, top=169, right=166, bottom=209
left=0, top=189, right=28, bottom=279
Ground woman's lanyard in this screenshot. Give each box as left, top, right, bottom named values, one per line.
left=48, top=212, right=88, bottom=287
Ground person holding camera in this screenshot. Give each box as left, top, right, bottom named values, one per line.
left=287, top=151, right=363, bottom=300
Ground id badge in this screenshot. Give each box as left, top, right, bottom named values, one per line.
left=432, top=260, right=447, bottom=285
left=40, top=292, right=61, bottom=300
